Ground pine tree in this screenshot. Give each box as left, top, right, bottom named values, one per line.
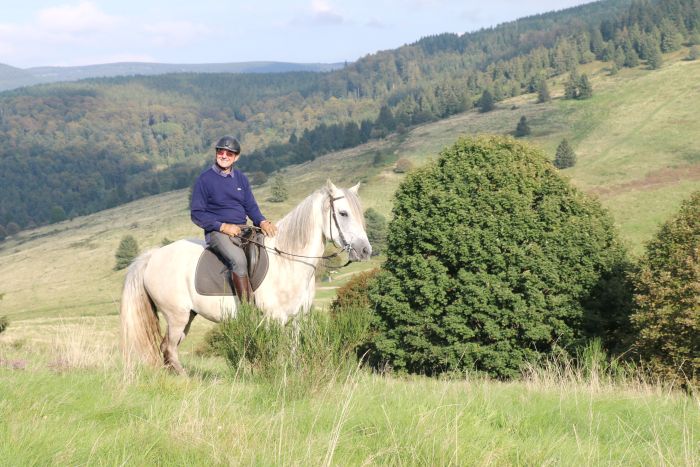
left=647, top=46, right=663, bottom=69
left=688, top=45, right=699, bottom=61
left=515, top=116, right=531, bottom=137
left=269, top=175, right=289, bottom=203
left=564, top=71, right=579, bottom=99
left=536, top=79, right=551, bottom=103
left=554, top=138, right=577, bottom=169
left=576, top=74, right=593, bottom=99
left=477, top=89, right=495, bottom=113
left=115, top=235, right=139, bottom=270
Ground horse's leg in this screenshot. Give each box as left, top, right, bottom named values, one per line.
left=162, top=309, right=195, bottom=375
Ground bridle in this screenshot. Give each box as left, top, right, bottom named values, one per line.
left=239, top=192, right=354, bottom=268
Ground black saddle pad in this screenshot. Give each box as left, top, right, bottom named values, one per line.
left=194, top=232, right=269, bottom=296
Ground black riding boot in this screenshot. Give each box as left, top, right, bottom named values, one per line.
left=231, top=273, right=254, bottom=305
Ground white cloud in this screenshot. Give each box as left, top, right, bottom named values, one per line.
left=37, top=2, right=119, bottom=34
left=143, top=21, right=210, bottom=47
left=310, top=0, right=345, bottom=25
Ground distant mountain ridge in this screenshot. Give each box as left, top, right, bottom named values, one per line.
left=0, top=61, right=345, bottom=91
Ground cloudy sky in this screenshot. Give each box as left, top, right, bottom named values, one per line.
left=1, top=0, right=594, bottom=68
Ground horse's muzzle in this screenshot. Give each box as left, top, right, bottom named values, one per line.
left=349, top=239, right=372, bottom=261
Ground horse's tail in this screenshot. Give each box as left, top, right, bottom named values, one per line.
left=120, top=249, right=161, bottom=367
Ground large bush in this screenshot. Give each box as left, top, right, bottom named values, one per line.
left=630, top=191, right=700, bottom=386
left=367, top=136, right=629, bottom=378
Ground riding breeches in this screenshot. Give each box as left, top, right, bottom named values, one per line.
left=208, top=231, right=248, bottom=276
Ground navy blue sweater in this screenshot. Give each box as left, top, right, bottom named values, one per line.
left=190, top=166, right=265, bottom=240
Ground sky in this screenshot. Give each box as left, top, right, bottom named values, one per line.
left=0, top=0, right=594, bottom=69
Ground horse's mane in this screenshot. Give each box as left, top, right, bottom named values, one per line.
left=274, top=187, right=364, bottom=253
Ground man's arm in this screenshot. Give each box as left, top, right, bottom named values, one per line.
left=190, top=177, right=223, bottom=233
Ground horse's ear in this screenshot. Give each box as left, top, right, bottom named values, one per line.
left=349, top=182, right=361, bottom=195
left=325, top=179, right=338, bottom=195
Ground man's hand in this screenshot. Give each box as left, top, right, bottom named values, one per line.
left=220, top=223, right=242, bottom=237
left=260, top=220, right=277, bottom=237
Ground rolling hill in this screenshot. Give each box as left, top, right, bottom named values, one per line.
left=0, top=51, right=698, bottom=322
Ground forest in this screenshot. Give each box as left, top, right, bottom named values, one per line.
left=0, top=0, right=698, bottom=232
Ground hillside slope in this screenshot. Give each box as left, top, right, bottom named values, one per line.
left=0, top=53, right=698, bottom=321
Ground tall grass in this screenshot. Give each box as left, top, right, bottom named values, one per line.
left=202, top=304, right=371, bottom=397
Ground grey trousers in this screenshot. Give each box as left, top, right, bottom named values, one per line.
left=208, top=231, right=248, bottom=277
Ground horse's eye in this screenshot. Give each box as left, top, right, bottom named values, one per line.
left=339, top=210, right=348, bottom=217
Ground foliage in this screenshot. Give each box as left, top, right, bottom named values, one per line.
left=630, top=191, right=700, bottom=386
left=249, top=171, right=268, bottom=186
left=393, top=157, right=414, bottom=174
left=565, top=71, right=593, bottom=99
left=330, top=269, right=381, bottom=313
left=114, top=235, right=139, bottom=271
left=269, top=175, right=289, bottom=203
left=647, top=46, right=664, bottom=69
left=536, top=79, right=551, bottom=103
left=5, top=223, right=19, bottom=236
left=203, top=303, right=371, bottom=394
left=0, top=315, right=8, bottom=334
left=0, top=225, right=6, bottom=241
left=554, top=138, right=577, bottom=169
left=2, top=0, right=699, bottom=233
left=515, top=116, right=531, bottom=137
left=688, top=45, right=699, bottom=61
left=477, top=90, right=495, bottom=113
left=364, top=208, right=388, bottom=256
left=366, top=136, right=629, bottom=378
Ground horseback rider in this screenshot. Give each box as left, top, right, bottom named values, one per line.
left=190, top=136, right=277, bottom=304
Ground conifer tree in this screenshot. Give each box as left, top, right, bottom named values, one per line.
left=269, top=175, right=289, bottom=203
left=647, top=46, right=663, bottom=69
left=477, top=89, right=495, bottom=113
left=576, top=74, right=593, bottom=99
left=115, top=235, right=139, bottom=270
left=688, top=45, right=699, bottom=61
left=564, top=71, right=579, bottom=99
left=554, top=138, right=577, bottom=169
left=536, top=79, right=551, bottom=103
left=515, top=116, right=531, bottom=137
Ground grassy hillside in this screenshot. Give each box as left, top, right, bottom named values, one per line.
left=1, top=52, right=699, bottom=465
left=1, top=51, right=698, bottom=323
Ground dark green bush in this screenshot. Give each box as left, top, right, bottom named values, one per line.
left=330, top=269, right=380, bottom=313
left=630, top=191, right=700, bottom=386
left=367, top=135, right=630, bottom=379
left=114, top=235, right=139, bottom=270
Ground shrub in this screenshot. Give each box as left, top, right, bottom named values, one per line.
left=515, top=116, right=531, bottom=137
left=203, top=304, right=371, bottom=394
left=269, top=175, right=289, bottom=203
left=0, top=316, right=8, bottom=334
left=364, top=209, right=387, bottom=255
left=554, top=139, right=576, bottom=169
left=367, top=136, right=629, bottom=378
left=330, top=269, right=380, bottom=313
left=114, top=235, right=139, bottom=270
left=630, top=191, right=700, bottom=386
left=394, top=157, right=414, bottom=174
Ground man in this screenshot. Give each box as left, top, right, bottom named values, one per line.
left=190, top=136, right=277, bottom=303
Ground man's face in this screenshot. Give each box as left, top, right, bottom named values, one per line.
left=215, top=148, right=240, bottom=171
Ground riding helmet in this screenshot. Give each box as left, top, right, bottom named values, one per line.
left=215, top=136, right=241, bottom=154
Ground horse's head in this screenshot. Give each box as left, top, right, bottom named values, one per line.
left=324, top=180, right=372, bottom=261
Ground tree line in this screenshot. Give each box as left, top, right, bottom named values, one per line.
left=0, top=0, right=698, bottom=234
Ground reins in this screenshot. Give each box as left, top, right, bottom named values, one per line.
left=235, top=194, right=353, bottom=269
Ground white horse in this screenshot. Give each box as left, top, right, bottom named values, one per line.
left=120, top=181, right=372, bottom=374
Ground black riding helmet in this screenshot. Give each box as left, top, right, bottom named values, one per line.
left=215, top=135, right=241, bottom=154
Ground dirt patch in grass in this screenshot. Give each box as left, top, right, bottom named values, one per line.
left=591, top=164, right=700, bottom=198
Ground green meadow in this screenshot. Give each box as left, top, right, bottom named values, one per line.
left=1, top=52, right=699, bottom=464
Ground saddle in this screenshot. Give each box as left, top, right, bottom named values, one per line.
left=194, top=229, right=269, bottom=296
